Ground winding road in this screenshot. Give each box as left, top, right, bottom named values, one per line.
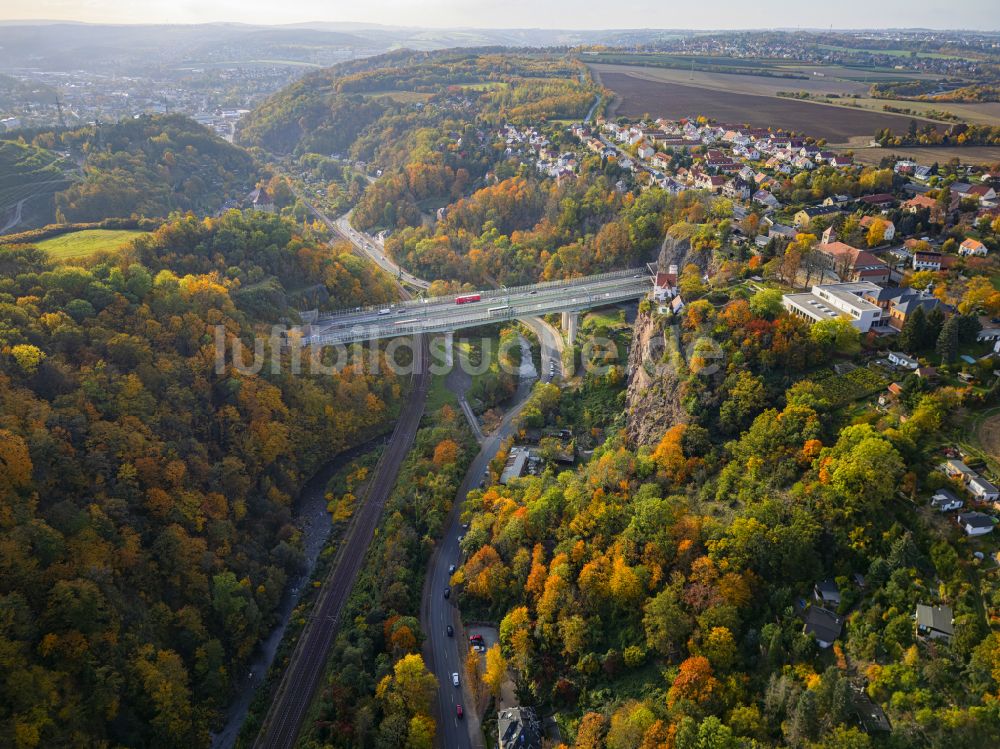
left=255, top=187, right=567, bottom=749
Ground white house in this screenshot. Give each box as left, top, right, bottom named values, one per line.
left=957, top=512, right=994, bottom=536
left=969, top=476, right=999, bottom=502
left=959, top=238, right=988, bottom=257
left=887, top=351, right=919, bottom=370
left=637, top=143, right=655, bottom=160
left=930, top=488, right=963, bottom=512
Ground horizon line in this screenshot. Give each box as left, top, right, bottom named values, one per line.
left=1, top=19, right=998, bottom=33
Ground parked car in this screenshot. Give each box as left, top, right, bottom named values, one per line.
left=448, top=564, right=456, bottom=574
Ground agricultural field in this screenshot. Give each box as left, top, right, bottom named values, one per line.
left=597, top=69, right=939, bottom=144
left=34, top=228, right=148, bottom=259
left=848, top=144, right=1000, bottom=166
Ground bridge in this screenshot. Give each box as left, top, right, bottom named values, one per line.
left=303, top=268, right=653, bottom=347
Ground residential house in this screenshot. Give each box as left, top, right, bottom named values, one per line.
left=930, top=488, right=963, bottom=512
left=912, top=250, right=943, bottom=271
left=957, top=512, right=994, bottom=536
left=803, top=606, right=844, bottom=648
left=858, top=286, right=943, bottom=331
left=246, top=187, right=276, bottom=213
left=860, top=215, right=895, bottom=242
left=723, top=179, right=752, bottom=200
left=823, top=194, right=854, bottom=207
left=969, top=476, right=999, bottom=502
left=829, top=154, right=854, bottom=167
left=967, top=184, right=997, bottom=203
left=915, top=604, right=954, bottom=641
left=904, top=194, right=938, bottom=213
left=637, top=142, right=654, bottom=160
left=752, top=189, right=781, bottom=209
left=959, top=238, right=988, bottom=257
left=941, top=459, right=978, bottom=484
left=498, top=707, right=541, bottom=749
left=794, top=205, right=841, bottom=228
left=887, top=351, right=919, bottom=369
left=814, top=580, right=841, bottom=606
left=858, top=193, right=897, bottom=209
left=816, top=241, right=890, bottom=283
left=651, top=152, right=671, bottom=170
left=653, top=266, right=678, bottom=302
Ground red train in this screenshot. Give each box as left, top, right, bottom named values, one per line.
left=455, top=293, right=481, bottom=304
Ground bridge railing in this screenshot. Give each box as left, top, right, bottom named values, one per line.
left=302, top=280, right=650, bottom=347
left=309, top=267, right=651, bottom=322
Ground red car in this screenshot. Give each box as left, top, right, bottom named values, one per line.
left=469, top=634, right=484, bottom=644
left=456, top=704, right=464, bottom=719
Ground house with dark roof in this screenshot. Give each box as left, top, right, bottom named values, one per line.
left=931, top=488, right=963, bottom=512
left=803, top=606, right=843, bottom=648
left=915, top=603, right=953, bottom=641
left=794, top=205, right=841, bottom=228
left=957, top=512, right=994, bottom=536
left=969, top=476, right=999, bottom=502
left=498, top=707, right=541, bottom=749
left=814, top=579, right=841, bottom=606
left=852, top=691, right=891, bottom=734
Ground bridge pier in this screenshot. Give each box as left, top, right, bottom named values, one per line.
left=560, top=311, right=578, bottom=342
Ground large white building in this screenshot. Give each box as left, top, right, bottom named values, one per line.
left=782, top=283, right=884, bottom=332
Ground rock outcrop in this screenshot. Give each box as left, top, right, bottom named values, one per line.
left=625, top=307, right=687, bottom=447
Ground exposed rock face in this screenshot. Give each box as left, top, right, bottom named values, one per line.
left=658, top=232, right=709, bottom=277
left=625, top=307, right=687, bottom=447
left=624, top=233, right=702, bottom=447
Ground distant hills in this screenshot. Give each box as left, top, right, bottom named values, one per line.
left=0, top=114, right=257, bottom=232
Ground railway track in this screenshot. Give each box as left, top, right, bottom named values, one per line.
left=252, top=336, right=429, bottom=749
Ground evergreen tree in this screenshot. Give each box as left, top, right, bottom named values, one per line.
left=937, top=315, right=960, bottom=364
left=898, top=305, right=928, bottom=353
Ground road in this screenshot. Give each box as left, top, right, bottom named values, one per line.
left=334, top=211, right=430, bottom=290
left=421, top=327, right=559, bottom=749
left=305, top=271, right=651, bottom=346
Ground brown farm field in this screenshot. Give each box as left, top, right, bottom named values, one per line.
left=595, top=66, right=945, bottom=144
left=848, top=144, right=1000, bottom=166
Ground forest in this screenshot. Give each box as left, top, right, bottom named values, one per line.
left=0, top=211, right=405, bottom=747
left=3, top=114, right=259, bottom=227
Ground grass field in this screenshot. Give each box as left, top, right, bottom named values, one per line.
left=35, top=229, right=148, bottom=259
left=597, top=69, right=938, bottom=143
left=359, top=90, right=434, bottom=103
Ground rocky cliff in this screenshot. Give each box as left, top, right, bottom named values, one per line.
left=624, top=233, right=705, bottom=446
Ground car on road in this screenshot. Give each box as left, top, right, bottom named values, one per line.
left=452, top=672, right=460, bottom=687
left=529, top=290, right=537, bottom=295
left=448, top=564, right=456, bottom=574
left=443, top=587, right=451, bottom=599
left=456, top=704, right=464, bottom=718
left=446, top=625, right=454, bottom=637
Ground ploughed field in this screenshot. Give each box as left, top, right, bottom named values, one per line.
left=600, top=70, right=939, bottom=144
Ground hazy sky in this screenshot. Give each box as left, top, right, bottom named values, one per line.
left=0, top=0, right=996, bottom=30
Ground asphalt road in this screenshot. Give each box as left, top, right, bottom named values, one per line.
left=306, top=274, right=650, bottom=346
left=252, top=337, right=429, bottom=749
left=420, top=321, right=562, bottom=749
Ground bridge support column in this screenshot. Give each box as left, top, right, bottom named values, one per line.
left=561, top=311, right=578, bottom=342
left=443, top=331, right=454, bottom=368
